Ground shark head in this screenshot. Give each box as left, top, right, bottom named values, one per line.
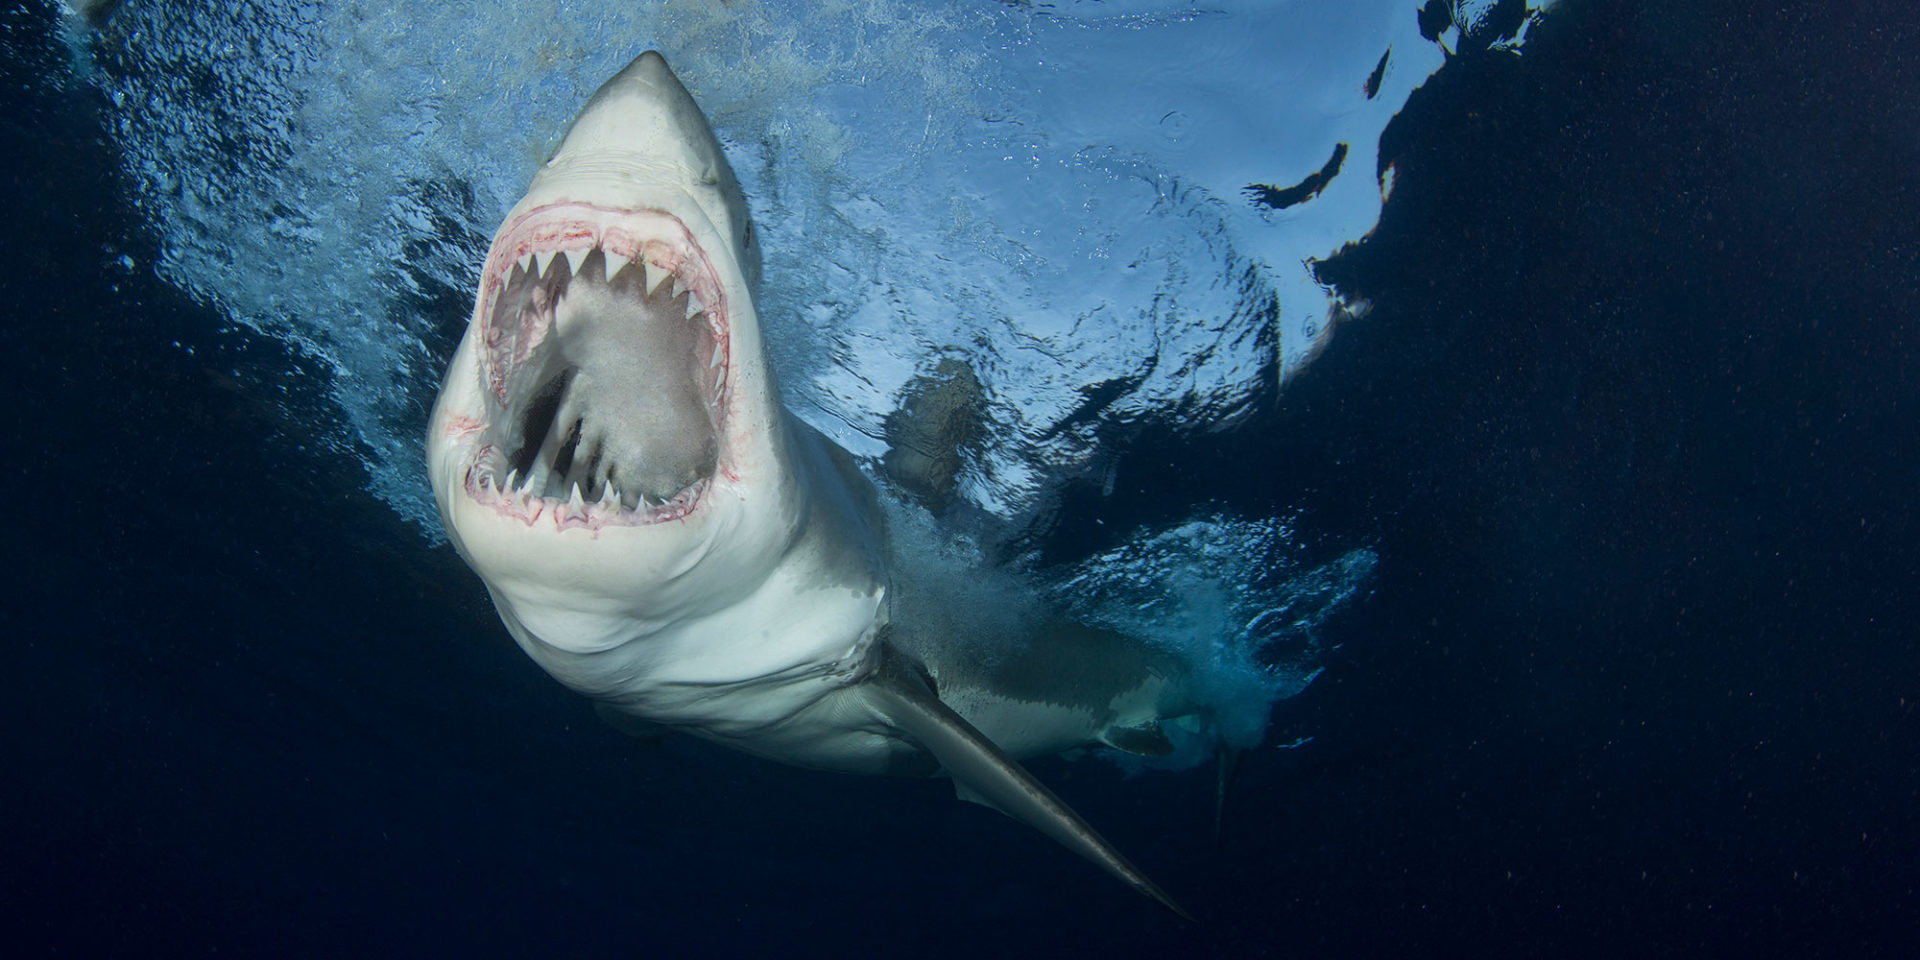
left=428, top=52, right=800, bottom=657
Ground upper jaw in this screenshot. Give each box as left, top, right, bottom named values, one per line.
left=454, top=202, right=734, bottom=533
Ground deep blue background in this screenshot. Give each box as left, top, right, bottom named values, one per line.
left=4, top=1, right=1914, bottom=956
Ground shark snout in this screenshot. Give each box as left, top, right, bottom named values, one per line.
left=551, top=51, right=731, bottom=187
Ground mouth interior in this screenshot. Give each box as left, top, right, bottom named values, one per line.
left=474, top=234, right=726, bottom=521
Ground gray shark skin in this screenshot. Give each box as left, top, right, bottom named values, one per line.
left=427, top=51, right=1195, bottom=919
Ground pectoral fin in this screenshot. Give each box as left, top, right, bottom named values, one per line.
left=869, top=645, right=1194, bottom=921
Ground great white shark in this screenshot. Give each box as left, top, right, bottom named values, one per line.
left=428, top=51, right=1208, bottom=918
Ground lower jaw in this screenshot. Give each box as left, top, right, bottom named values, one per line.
left=463, top=444, right=710, bottom=531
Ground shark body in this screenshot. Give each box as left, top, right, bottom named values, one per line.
left=427, top=52, right=1199, bottom=917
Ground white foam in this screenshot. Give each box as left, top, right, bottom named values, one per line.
left=1040, top=513, right=1378, bottom=767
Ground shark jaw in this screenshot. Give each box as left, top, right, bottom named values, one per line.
left=428, top=51, right=787, bottom=647
left=457, top=202, right=733, bottom=534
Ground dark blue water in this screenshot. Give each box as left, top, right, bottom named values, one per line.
left=4, top=1, right=1915, bottom=956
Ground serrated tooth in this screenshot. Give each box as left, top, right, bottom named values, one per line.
left=708, top=341, right=723, bottom=369
left=563, top=248, right=587, bottom=274
left=504, top=468, right=519, bottom=493
left=646, top=262, right=673, bottom=297
left=604, top=251, right=631, bottom=278
left=568, top=482, right=584, bottom=508
left=519, top=470, right=540, bottom=496
left=516, top=252, right=535, bottom=274
left=596, top=482, right=618, bottom=509
left=685, top=297, right=703, bottom=320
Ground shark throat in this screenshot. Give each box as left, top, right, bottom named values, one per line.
left=463, top=207, right=731, bottom=531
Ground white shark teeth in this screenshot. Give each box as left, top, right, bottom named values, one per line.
left=708, top=341, right=723, bottom=370
left=568, top=482, right=585, bottom=508
left=562, top=248, right=587, bottom=274
left=645, top=261, right=674, bottom=297
left=603, top=251, right=631, bottom=279
left=595, top=482, right=619, bottom=510
left=487, top=466, right=546, bottom=506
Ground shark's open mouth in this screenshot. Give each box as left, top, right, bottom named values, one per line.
left=462, top=206, right=730, bottom=531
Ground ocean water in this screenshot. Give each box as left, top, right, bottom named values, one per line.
left=4, top=0, right=1916, bottom=956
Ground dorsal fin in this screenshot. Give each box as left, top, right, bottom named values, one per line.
left=868, top=645, right=1194, bottom=921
